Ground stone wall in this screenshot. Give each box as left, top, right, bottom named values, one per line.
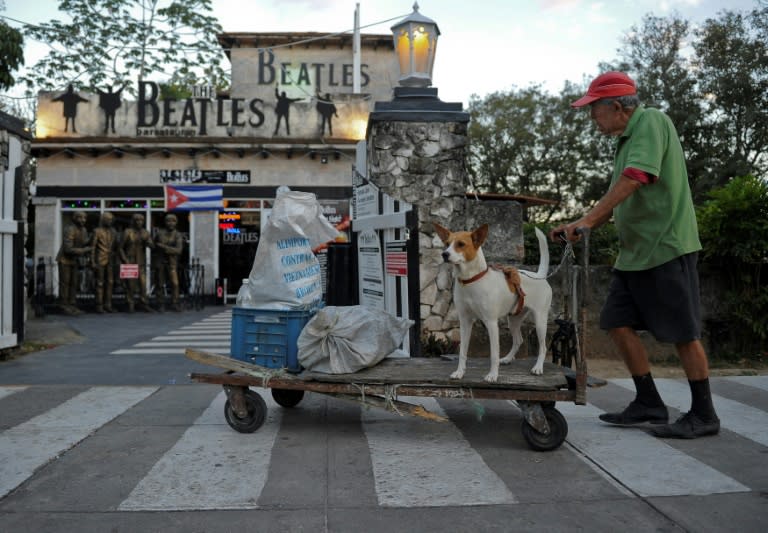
left=367, top=118, right=525, bottom=344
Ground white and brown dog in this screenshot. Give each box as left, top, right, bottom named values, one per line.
left=434, top=223, right=553, bottom=382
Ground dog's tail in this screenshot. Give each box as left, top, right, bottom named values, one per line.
left=533, top=227, right=549, bottom=279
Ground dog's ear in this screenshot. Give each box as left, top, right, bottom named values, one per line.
left=433, top=223, right=451, bottom=243
left=472, top=224, right=489, bottom=248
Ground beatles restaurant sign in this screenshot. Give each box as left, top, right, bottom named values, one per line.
left=35, top=50, right=397, bottom=141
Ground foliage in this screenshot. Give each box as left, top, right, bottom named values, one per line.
left=692, top=8, right=768, bottom=196
left=0, top=16, right=24, bottom=91
left=467, top=84, right=612, bottom=223
left=19, top=0, right=228, bottom=97
left=466, top=7, right=768, bottom=220
left=696, top=175, right=768, bottom=357
left=420, top=330, right=457, bottom=358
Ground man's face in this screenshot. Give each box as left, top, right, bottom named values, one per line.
left=165, top=216, right=177, bottom=230
left=590, top=99, right=628, bottom=136
left=133, top=215, right=144, bottom=228
left=73, top=213, right=86, bottom=226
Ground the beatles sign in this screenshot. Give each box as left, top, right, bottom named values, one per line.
left=36, top=48, right=398, bottom=141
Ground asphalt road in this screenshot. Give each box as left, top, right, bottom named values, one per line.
left=0, top=307, right=766, bottom=532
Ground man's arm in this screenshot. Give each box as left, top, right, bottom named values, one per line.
left=550, top=175, right=642, bottom=241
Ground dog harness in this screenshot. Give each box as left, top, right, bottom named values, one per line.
left=458, top=266, right=526, bottom=315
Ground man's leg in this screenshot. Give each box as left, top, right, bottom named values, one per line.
left=652, top=339, right=720, bottom=438
left=599, top=327, right=668, bottom=425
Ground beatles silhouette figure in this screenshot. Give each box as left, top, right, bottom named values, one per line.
left=97, top=85, right=125, bottom=134
left=316, top=90, right=339, bottom=136
left=52, top=84, right=89, bottom=133
left=273, top=85, right=303, bottom=136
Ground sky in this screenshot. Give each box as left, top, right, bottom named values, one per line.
left=2, top=0, right=762, bottom=105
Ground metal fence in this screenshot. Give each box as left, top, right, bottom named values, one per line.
left=31, top=257, right=206, bottom=316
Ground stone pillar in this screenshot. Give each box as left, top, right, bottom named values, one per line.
left=366, top=87, right=470, bottom=344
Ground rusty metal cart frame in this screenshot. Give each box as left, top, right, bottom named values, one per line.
left=187, top=230, right=602, bottom=452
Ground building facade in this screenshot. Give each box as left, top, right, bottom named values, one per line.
left=31, top=32, right=398, bottom=302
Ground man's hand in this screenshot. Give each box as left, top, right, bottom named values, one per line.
left=549, top=222, right=588, bottom=243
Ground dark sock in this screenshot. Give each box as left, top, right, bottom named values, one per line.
left=632, top=373, right=664, bottom=407
left=689, top=378, right=718, bottom=421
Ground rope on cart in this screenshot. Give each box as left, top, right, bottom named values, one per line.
left=351, top=382, right=366, bottom=406
left=261, top=368, right=286, bottom=388
left=383, top=384, right=402, bottom=416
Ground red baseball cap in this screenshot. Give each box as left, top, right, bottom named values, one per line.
left=571, top=71, right=637, bottom=108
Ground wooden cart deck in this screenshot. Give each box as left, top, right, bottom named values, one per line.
left=186, top=349, right=598, bottom=403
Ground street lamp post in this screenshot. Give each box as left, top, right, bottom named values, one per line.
left=391, top=3, right=440, bottom=88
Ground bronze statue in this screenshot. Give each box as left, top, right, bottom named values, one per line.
left=153, top=213, right=184, bottom=312
left=91, top=211, right=117, bottom=313
left=56, top=210, right=90, bottom=315
left=119, top=213, right=153, bottom=312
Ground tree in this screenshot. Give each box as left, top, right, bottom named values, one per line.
left=696, top=175, right=768, bottom=357
left=693, top=7, right=768, bottom=191
left=20, top=0, right=227, bottom=96
left=0, top=1, right=24, bottom=91
left=467, top=84, right=610, bottom=222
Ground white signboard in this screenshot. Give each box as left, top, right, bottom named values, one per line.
left=354, top=183, right=379, bottom=219
left=357, top=229, right=385, bottom=309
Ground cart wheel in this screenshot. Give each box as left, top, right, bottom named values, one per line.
left=224, top=390, right=267, bottom=433
left=271, top=388, right=305, bottom=408
left=521, top=406, right=568, bottom=452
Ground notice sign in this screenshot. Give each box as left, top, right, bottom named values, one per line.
left=120, top=264, right=139, bottom=279
left=357, top=230, right=384, bottom=309
left=385, top=241, right=408, bottom=277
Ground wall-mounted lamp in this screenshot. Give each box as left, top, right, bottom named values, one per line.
left=391, top=2, right=440, bottom=88
left=29, top=179, right=37, bottom=197
left=113, top=148, right=124, bottom=158
left=236, top=148, right=245, bottom=158
left=320, top=154, right=329, bottom=164
left=211, top=148, right=221, bottom=158
left=260, top=148, right=269, bottom=159
left=162, top=148, right=172, bottom=158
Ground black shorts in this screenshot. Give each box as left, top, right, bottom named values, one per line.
left=599, top=253, right=702, bottom=343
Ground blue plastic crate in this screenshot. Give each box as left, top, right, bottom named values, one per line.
left=230, top=307, right=315, bottom=372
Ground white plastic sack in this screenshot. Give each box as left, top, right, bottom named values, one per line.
left=297, top=306, right=414, bottom=374
left=247, top=190, right=338, bottom=310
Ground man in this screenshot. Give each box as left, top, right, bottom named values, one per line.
left=91, top=211, right=117, bottom=313
left=120, top=213, right=153, bottom=312
left=551, top=71, right=719, bottom=439
left=153, top=213, right=184, bottom=312
left=56, top=210, right=90, bottom=315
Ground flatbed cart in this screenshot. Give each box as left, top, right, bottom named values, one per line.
left=187, top=349, right=605, bottom=451
left=186, top=228, right=605, bottom=452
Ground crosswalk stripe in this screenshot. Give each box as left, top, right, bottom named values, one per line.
left=362, top=396, right=517, bottom=507
left=557, top=399, right=749, bottom=497
left=724, top=375, right=768, bottom=392
left=152, top=335, right=231, bottom=340
left=612, top=378, right=768, bottom=447
left=0, top=386, right=26, bottom=401
left=0, top=386, right=157, bottom=499
left=118, top=391, right=281, bottom=511
left=135, top=341, right=231, bottom=347
left=111, top=348, right=230, bottom=355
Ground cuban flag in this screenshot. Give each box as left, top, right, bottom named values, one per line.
left=164, top=185, right=223, bottom=211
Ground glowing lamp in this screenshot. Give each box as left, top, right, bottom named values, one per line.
left=391, top=3, right=440, bottom=88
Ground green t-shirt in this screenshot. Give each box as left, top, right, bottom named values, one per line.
left=612, top=106, right=702, bottom=271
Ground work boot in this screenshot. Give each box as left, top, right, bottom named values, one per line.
left=127, top=302, right=135, bottom=313
left=651, top=412, right=720, bottom=439
left=599, top=400, right=668, bottom=426
left=95, top=306, right=105, bottom=314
